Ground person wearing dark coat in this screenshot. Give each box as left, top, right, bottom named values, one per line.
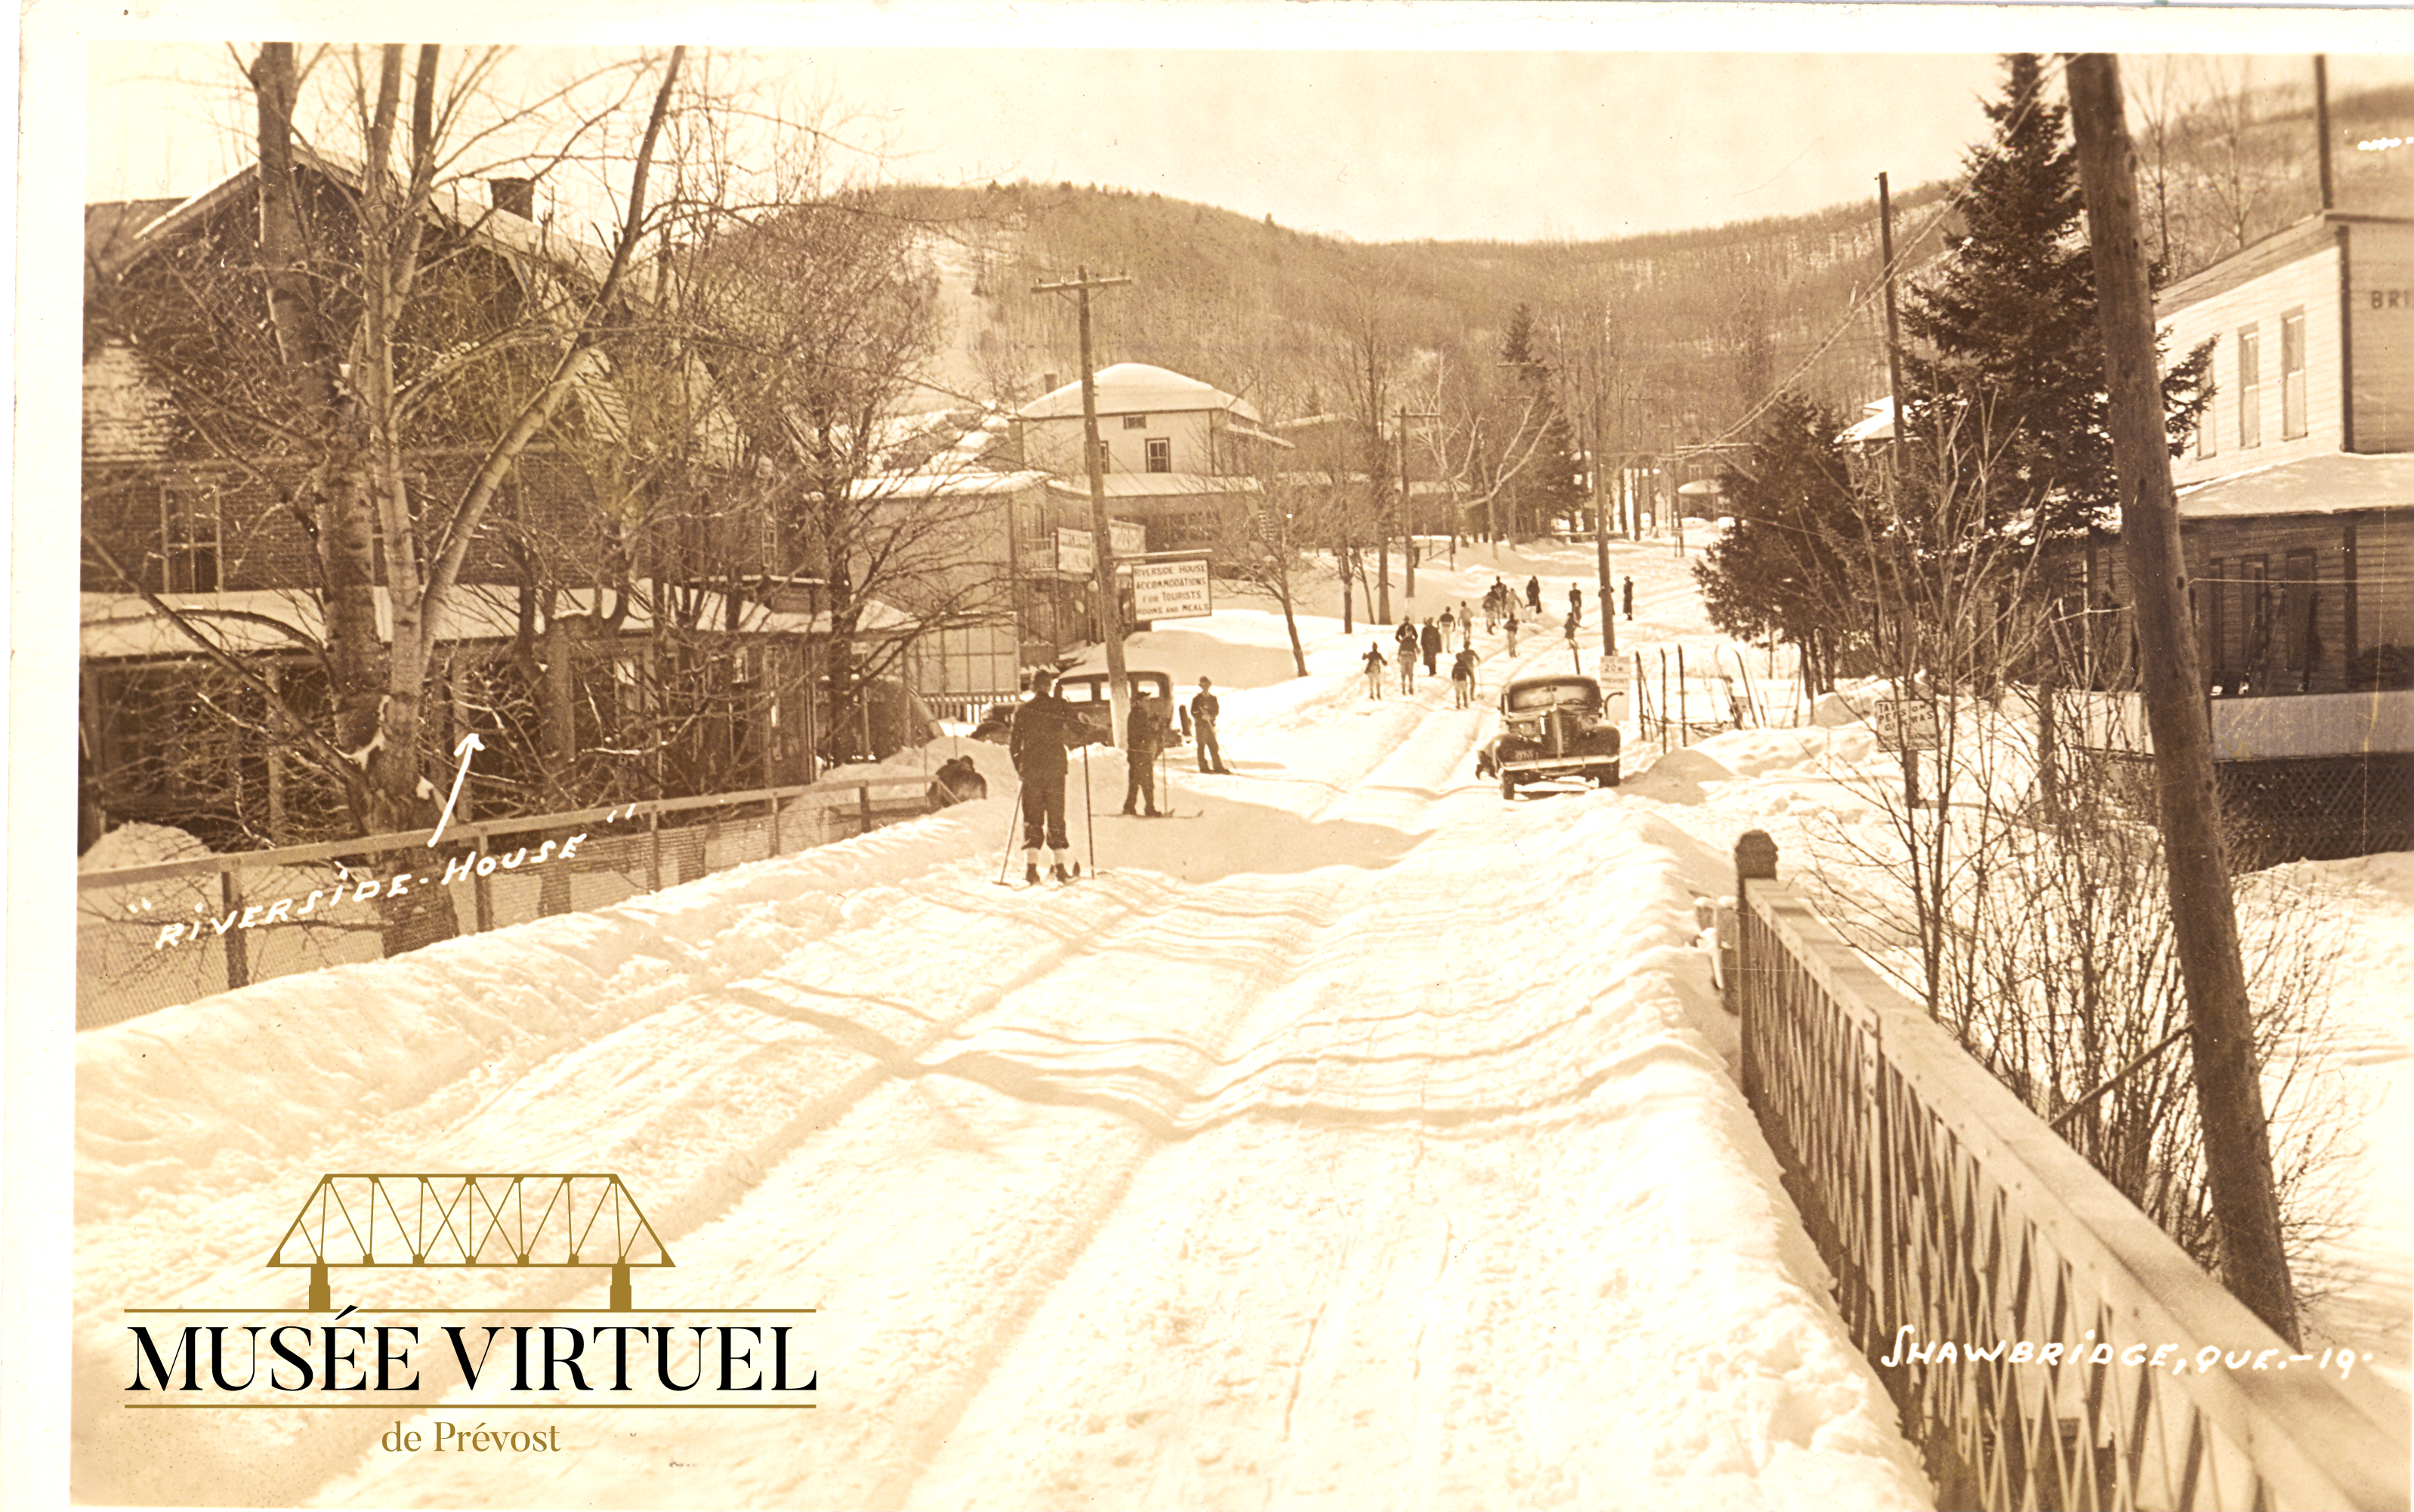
left=1190, top=677, right=1230, bottom=774
left=1623, top=575, right=1635, bottom=620
left=927, top=754, right=987, bottom=808
left=1121, top=687, right=1171, bottom=816
left=1525, top=575, right=1542, bottom=614
left=1363, top=643, right=1388, bottom=699
left=1419, top=618, right=1443, bottom=677
left=1449, top=646, right=1479, bottom=708
left=1009, top=674, right=1084, bottom=883
left=1569, top=584, right=1583, bottom=626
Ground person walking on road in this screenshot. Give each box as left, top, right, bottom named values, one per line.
left=1394, top=616, right=1420, bottom=692
left=1622, top=575, right=1635, bottom=621
left=1505, top=606, right=1520, bottom=656
left=1450, top=646, right=1479, bottom=709
left=1363, top=643, right=1388, bottom=699
left=1009, top=673, right=1085, bottom=884
left=1568, top=584, right=1583, bottom=628
left=1190, top=677, right=1230, bottom=774
left=1459, top=606, right=1474, bottom=653
left=1419, top=617, right=1443, bottom=677
left=1525, top=575, right=1542, bottom=615
left=1120, top=687, right=1171, bottom=816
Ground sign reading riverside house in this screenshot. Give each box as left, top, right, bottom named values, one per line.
left=1131, top=557, right=1212, bottom=622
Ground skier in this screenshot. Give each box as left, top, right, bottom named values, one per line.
left=1459, top=606, right=1474, bottom=653
left=1362, top=643, right=1388, bottom=699
left=1420, top=617, right=1443, bottom=677
left=1505, top=606, right=1520, bottom=656
left=1008, top=673, right=1084, bottom=884
left=1394, top=616, right=1420, bottom=692
left=1569, top=584, right=1583, bottom=628
left=1525, top=575, right=1542, bottom=615
left=1190, top=676, right=1230, bottom=775
left=1622, top=575, right=1635, bottom=621
left=1483, top=582, right=1501, bottom=634
left=1121, top=686, right=1171, bottom=816
left=1450, top=646, right=1479, bottom=709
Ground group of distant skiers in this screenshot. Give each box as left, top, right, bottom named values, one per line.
left=1358, top=572, right=1643, bottom=708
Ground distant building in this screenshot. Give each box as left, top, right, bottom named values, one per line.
left=1013, top=364, right=1287, bottom=552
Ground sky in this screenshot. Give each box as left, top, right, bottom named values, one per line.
left=75, top=11, right=2414, bottom=247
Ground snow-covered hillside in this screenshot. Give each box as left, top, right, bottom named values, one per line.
left=72, top=538, right=2408, bottom=1508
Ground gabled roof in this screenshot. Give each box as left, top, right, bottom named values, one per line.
left=1017, top=363, right=1264, bottom=426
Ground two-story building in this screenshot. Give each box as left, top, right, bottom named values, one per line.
left=1013, top=363, right=1288, bottom=552
left=2090, top=210, right=2413, bottom=861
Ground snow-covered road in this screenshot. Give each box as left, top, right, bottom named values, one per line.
left=75, top=563, right=1934, bottom=1509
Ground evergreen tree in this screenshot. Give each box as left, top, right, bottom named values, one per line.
left=1901, top=53, right=2210, bottom=542
left=1692, top=391, right=1864, bottom=693
left=1498, top=304, right=1585, bottom=537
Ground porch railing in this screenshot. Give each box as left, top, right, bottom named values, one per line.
left=1730, top=831, right=2408, bottom=1511
left=75, top=776, right=934, bottom=1031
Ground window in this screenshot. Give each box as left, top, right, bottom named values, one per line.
left=2236, top=325, right=2261, bottom=448
left=2280, top=307, right=2308, bottom=440
left=159, top=483, right=221, bottom=593
left=2280, top=548, right=2319, bottom=675
left=2243, top=555, right=2270, bottom=671
left=1095, top=439, right=1113, bottom=471
left=1146, top=437, right=1172, bottom=473
left=1121, top=414, right=1149, bottom=430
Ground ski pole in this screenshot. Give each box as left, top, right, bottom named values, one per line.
left=997, top=786, right=1024, bottom=885
left=1081, top=739, right=1096, bottom=877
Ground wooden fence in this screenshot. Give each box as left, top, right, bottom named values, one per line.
left=1730, top=830, right=2408, bottom=1511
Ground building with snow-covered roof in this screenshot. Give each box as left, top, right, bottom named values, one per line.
left=2078, top=211, right=2414, bottom=860
left=1012, top=363, right=1289, bottom=552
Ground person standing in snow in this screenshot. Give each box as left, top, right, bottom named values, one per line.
left=1008, top=673, right=1084, bottom=884
left=1419, top=617, right=1443, bottom=677
left=1121, top=687, right=1171, bottom=816
left=1363, top=643, right=1388, bottom=699
left=1449, top=646, right=1479, bottom=708
left=1568, top=583, right=1583, bottom=627
left=1623, top=575, right=1635, bottom=621
left=1438, top=606, right=1456, bottom=646
left=1190, top=677, right=1230, bottom=774
left=1525, top=575, right=1542, bottom=614
left=1505, top=606, right=1520, bottom=656
left=1459, top=606, right=1474, bottom=653
left=1394, top=616, right=1419, bottom=693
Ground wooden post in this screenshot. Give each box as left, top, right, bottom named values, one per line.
left=1032, top=267, right=1134, bottom=744
left=221, top=871, right=249, bottom=989
left=858, top=783, right=874, bottom=837
left=2070, top=52, right=2298, bottom=1344
left=1733, top=831, right=1778, bottom=1076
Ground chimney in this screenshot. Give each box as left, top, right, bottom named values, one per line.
left=489, top=177, right=536, bottom=219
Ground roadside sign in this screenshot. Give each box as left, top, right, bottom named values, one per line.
left=1131, top=557, right=1212, bottom=621
left=1056, top=526, right=1093, bottom=576
left=1875, top=697, right=1941, bottom=752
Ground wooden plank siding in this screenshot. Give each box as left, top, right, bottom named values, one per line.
left=2348, top=219, right=2414, bottom=455
left=2163, top=238, right=2347, bottom=486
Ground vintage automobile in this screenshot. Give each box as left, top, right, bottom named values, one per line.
left=971, top=671, right=1183, bottom=746
left=1493, top=674, right=1620, bottom=797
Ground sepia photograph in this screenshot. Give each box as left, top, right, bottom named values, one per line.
left=15, top=2, right=2414, bottom=1506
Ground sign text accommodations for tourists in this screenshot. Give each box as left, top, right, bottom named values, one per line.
left=1131, top=557, right=1212, bottom=621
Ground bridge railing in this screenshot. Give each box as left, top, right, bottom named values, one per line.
left=1730, top=831, right=2409, bottom=1512
left=75, top=775, right=935, bottom=1030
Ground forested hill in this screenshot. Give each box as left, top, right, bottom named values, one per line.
left=881, top=73, right=2413, bottom=449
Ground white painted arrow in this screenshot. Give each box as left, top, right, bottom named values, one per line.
left=427, top=732, right=485, bottom=847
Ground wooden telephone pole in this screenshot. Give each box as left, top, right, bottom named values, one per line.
left=1398, top=406, right=1438, bottom=599
left=1032, top=266, right=1135, bottom=746
left=2067, top=52, right=2298, bottom=1344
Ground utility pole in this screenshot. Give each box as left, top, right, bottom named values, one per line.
left=2068, top=52, right=2298, bottom=1346
left=1398, top=406, right=1437, bottom=599
left=2314, top=54, right=2335, bottom=213
left=1878, top=171, right=1910, bottom=480
left=1032, top=265, right=1136, bottom=746
left=1591, top=385, right=1616, bottom=657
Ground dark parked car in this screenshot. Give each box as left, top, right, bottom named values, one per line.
left=1493, top=674, right=1620, bottom=797
left=971, top=671, right=1181, bottom=745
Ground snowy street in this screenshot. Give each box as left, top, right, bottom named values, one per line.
left=73, top=548, right=1940, bottom=1509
